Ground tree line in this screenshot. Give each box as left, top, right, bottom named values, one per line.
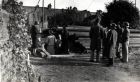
left=49, top=0, right=140, bottom=29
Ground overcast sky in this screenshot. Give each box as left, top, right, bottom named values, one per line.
left=19, top=0, right=140, bottom=12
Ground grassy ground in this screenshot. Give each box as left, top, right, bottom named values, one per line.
left=30, top=48, right=140, bottom=82
left=115, top=48, right=140, bottom=80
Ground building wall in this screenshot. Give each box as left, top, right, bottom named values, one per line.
left=24, top=6, right=62, bottom=25
left=24, top=6, right=92, bottom=27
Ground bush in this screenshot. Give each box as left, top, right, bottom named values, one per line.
left=102, top=0, right=140, bottom=29
left=2, top=0, right=35, bottom=81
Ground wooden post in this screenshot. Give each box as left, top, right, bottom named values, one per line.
left=54, top=0, right=56, bottom=26
left=42, top=0, right=44, bottom=31
left=135, top=0, right=136, bottom=8
left=54, top=0, right=56, bottom=15
left=54, top=0, right=55, bottom=9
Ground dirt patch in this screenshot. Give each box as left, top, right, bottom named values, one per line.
left=31, top=48, right=140, bottom=82
left=114, top=48, right=140, bottom=81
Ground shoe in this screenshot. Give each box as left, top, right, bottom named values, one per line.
left=106, top=58, right=113, bottom=66
left=120, top=59, right=124, bottom=62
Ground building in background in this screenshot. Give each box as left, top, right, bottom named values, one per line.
left=24, top=6, right=92, bottom=26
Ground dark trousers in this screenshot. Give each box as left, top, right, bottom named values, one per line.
left=90, top=49, right=100, bottom=62
left=116, top=42, right=121, bottom=58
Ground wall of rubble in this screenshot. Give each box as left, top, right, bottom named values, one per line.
left=0, top=8, right=35, bottom=82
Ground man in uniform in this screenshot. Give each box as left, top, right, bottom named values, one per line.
left=89, top=18, right=103, bottom=62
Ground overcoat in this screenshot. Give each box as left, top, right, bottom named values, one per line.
left=106, top=29, right=118, bottom=58
left=89, top=24, right=103, bottom=51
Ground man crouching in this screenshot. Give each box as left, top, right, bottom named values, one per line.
left=33, top=35, right=51, bottom=58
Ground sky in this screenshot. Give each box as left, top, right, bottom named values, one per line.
left=18, top=0, right=140, bottom=12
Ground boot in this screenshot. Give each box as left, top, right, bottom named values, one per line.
left=96, top=51, right=100, bottom=62
left=106, top=58, right=114, bottom=67
left=89, top=51, right=95, bottom=62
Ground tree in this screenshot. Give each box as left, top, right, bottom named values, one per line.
left=3, top=0, right=24, bottom=14
left=103, top=0, right=140, bottom=29
left=48, top=6, right=79, bottom=27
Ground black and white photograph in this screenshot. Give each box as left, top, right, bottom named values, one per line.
left=0, top=0, right=140, bottom=82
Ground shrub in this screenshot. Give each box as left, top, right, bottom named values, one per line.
left=102, top=0, right=140, bottom=29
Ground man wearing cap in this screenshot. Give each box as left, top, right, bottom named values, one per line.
left=106, top=23, right=118, bottom=66
left=121, top=22, right=130, bottom=62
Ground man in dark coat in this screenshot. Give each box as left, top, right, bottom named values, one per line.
left=89, top=18, right=103, bottom=62
left=106, top=23, right=118, bottom=66
left=32, top=21, right=42, bottom=48
left=102, top=26, right=111, bottom=60
left=61, top=25, right=69, bottom=54
left=30, top=24, right=37, bottom=49
left=30, top=21, right=40, bottom=55
left=115, top=22, right=123, bottom=59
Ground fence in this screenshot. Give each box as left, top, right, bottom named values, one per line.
left=67, top=26, right=140, bottom=49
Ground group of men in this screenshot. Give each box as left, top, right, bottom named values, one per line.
left=89, top=17, right=130, bottom=66
left=30, top=14, right=130, bottom=66
left=30, top=21, right=69, bottom=58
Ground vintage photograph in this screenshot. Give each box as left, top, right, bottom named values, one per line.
left=0, top=0, right=140, bottom=82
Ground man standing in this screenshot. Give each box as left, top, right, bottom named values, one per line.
left=106, top=23, right=118, bottom=66
left=30, top=21, right=40, bottom=56
left=102, top=26, right=109, bottom=59
left=89, top=18, right=103, bottom=62
left=121, top=22, right=130, bottom=63
left=61, top=25, right=69, bottom=54
left=115, top=22, right=123, bottom=59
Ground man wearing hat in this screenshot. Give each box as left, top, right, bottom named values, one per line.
left=121, top=22, right=130, bottom=62
left=106, top=23, right=118, bottom=66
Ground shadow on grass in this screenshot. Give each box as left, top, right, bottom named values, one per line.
left=30, top=57, right=101, bottom=66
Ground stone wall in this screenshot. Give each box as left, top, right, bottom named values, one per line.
left=0, top=8, right=35, bottom=82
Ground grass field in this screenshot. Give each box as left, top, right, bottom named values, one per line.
left=67, top=26, right=140, bottom=48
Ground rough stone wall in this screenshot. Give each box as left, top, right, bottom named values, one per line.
left=0, top=8, right=35, bottom=82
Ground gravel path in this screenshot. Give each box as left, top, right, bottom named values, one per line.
left=30, top=51, right=140, bottom=82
